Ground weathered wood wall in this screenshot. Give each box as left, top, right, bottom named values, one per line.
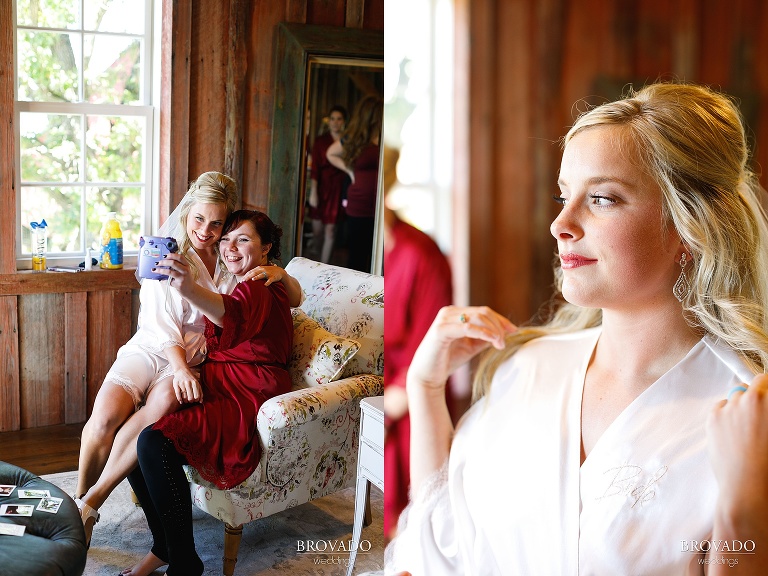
left=459, top=0, right=768, bottom=325
left=162, top=0, right=384, bottom=216
left=0, top=272, right=139, bottom=432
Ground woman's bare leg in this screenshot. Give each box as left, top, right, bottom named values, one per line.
left=81, top=379, right=180, bottom=511
left=321, top=223, right=336, bottom=263
left=310, top=218, right=324, bottom=259
left=76, top=384, right=135, bottom=498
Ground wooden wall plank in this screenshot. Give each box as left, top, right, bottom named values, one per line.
left=286, top=0, right=308, bottom=22
left=634, top=0, right=673, bottom=79
left=64, top=292, right=88, bottom=424
left=241, top=2, right=289, bottom=212
left=345, top=0, right=364, bottom=28
left=0, top=269, right=139, bottom=296
left=0, top=0, right=16, bottom=274
left=159, top=0, right=192, bottom=219
left=0, top=296, right=20, bottom=432
left=466, top=0, right=497, bottom=312
left=188, top=2, right=229, bottom=180
left=86, top=290, right=133, bottom=416
left=307, top=0, right=345, bottom=27
left=492, top=0, right=533, bottom=323
left=362, top=0, right=384, bottom=30
left=224, top=0, right=251, bottom=191
left=529, top=0, right=567, bottom=318
left=19, top=294, right=65, bottom=428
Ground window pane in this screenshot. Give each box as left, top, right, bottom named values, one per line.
left=16, top=0, right=80, bottom=29
left=20, top=113, right=83, bottom=183
left=84, top=0, right=145, bottom=34
left=20, top=186, right=83, bottom=253
left=84, top=35, right=142, bottom=104
left=17, top=30, right=81, bottom=102
left=86, top=187, right=142, bottom=251
left=85, top=115, right=144, bottom=182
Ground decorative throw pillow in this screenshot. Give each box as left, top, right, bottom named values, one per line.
left=289, top=309, right=361, bottom=389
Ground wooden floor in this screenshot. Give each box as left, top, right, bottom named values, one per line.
left=0, top=423, right=83, bottom=475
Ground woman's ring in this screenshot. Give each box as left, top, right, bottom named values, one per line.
left=459, top=313, right=468, bottom=324
left=727, top=385, right=748, bottom=401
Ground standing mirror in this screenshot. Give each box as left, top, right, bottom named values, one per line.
left=269, top=23, right=384, bottom=274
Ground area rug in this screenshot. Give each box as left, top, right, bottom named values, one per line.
left=42, top=471, right=384, bottom=576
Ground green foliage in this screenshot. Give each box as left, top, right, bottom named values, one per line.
left=17, top=0, right=148, bottom=257
left=17, top=0, right=78, bottom=30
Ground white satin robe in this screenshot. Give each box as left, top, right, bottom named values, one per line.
left=387, top=328, right=754, bottom=576
left=111, top=249, right=235, bottom=387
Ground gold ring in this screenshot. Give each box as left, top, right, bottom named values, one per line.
left=459, top=313, right=468, bottom=323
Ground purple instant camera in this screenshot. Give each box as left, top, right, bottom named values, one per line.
left=137, top=236, right=179, bottom=280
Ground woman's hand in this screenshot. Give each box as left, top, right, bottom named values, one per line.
left=308, top=183, right=319, bottom=209
left=240, top=264, right=283, bottom=286
left=172, top=366, right=203, bottom=404
left=156, top=253, right=195, bottom=296
left=706, top=374, right=768, bottom=572
left=708, top=375, right=768, bottom=512
left=407, top=305, right=517, bottom=393
left=326, top=140, right=355, bottom=183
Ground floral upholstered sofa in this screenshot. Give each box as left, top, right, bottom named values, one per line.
left=184, top=257, right=384, bottom=575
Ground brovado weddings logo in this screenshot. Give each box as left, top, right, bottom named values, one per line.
left=681, top=540, right=756, bottom=568
left=296, top=539, right=373, bottom=567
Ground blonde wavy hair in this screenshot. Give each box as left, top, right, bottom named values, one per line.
left=473, top=83, right=768, bottom=402
left=175, top=171, right=239, bottom=279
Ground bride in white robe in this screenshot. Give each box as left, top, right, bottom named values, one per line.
left=387, top=83, right=768, bottom=576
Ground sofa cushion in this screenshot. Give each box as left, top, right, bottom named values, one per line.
left=288, top=309, right=360, bottom=388
left=285, top=258, right=384, bottom=379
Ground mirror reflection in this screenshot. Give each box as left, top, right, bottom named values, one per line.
left=299, top=58, right=384, bottom=272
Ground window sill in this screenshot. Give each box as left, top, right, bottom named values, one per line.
left=0, top=268, right=140, bottom=296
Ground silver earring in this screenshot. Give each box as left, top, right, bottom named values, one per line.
left=673, top=252, right=692, bottom=302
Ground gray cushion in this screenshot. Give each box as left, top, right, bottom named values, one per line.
left=0, top=461, right=87, bottom=576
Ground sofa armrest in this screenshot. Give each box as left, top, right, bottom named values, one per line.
left=255, top=375, right=382, bottom=489
left=258, top=374, right=383, bottom=433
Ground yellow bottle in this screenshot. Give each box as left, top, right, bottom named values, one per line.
left=99, top=212, right=123, bottom=269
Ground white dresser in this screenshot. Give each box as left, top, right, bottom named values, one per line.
left=347, top=395, right=384, bottom=576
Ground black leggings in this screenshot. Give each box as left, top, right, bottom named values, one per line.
left=346, top=215, right=375, bottom=272
left=127, top=425, right=204, bottom=576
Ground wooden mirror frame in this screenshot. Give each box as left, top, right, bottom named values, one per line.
left=268, top=22, right=384, bottom=266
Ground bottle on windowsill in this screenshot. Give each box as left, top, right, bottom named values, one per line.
left=30, top=219, right=48, bottom=272
left=99, top=212, right=124, bottom=269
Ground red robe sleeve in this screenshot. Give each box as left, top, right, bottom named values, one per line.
left=204, top=280, right=278, bottom=353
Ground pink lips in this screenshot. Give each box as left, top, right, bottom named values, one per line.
left=559, top=253, right=597, bottom=269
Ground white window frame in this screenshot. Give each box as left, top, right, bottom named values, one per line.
left=384, top=0, right=454, bottom=255
left=13, top=0, right=157, bottom=269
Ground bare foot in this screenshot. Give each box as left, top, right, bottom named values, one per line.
left=120, top=552, right=168, bottom=576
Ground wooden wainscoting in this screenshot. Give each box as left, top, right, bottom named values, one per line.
left=0, top=269, right=140, bottom=434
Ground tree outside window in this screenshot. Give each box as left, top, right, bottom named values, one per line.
left=15, top=0, right=153, bottom=267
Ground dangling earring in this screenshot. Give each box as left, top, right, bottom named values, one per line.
left=673, top=252, right=692, bottom=302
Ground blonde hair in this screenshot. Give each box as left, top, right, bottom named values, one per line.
left=473, top=83, right=768, bottom=402
left=176, top=171, right=239, bottom=278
